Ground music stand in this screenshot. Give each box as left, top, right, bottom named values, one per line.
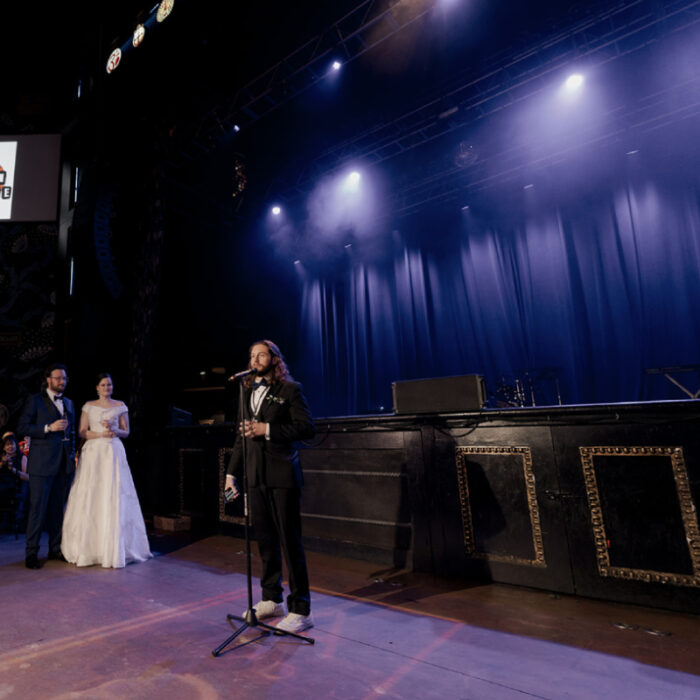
left=212, top=376, right=314, bottom=656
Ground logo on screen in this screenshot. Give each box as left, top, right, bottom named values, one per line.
left=0, top=166, right=11, bottom=199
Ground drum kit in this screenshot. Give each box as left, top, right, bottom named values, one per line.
left=492, top=367, right=562, bottom=408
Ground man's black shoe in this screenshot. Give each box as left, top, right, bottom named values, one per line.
left=47, top=551, right=67, bottom=562
left=25, top=555, right=41, bottom=569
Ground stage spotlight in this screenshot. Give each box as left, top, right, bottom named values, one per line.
left=563, top=73, right=584, bottom=92
left=461, top=205, right=470, bottom=211
left=294, top=259, right=301, bottom=265
left=271, top=205, right=281, bottom=216
left=233, top=124, right=241, bottom=133
left=344, top=243, right=352, bottom=249
left=132, top=24, right=146, bottom=48
left=347, top=171, right=361, bottom=187
left=626, top=149, right=639, bottom=155
left=331, top=60, right=342, bottom=71
left=156, top=0, right=174, bottom=23
left=523, top=183, right=534, bottom=190
left=106, top=48, right=122, bottom=74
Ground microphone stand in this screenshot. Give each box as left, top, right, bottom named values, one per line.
left=212, top=376, right=314, bottom=656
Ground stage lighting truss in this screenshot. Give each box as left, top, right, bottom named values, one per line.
left=173, top=0, right=436, bottom=158
left=282, top=0, right=700, bottom=215
left=105, top=0, right=175, bottom=75
left=165, top=0, right=700, bottom=218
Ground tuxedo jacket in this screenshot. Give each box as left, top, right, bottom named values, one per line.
left=17, top=391, right=76, bottom=477
left=227, top=380, right=315, bottom=489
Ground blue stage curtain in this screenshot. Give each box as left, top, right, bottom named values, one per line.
left=297, top=178, right=700, bottom=417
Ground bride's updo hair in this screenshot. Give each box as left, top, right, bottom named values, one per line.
left=96, top=373, right=113, bottom=385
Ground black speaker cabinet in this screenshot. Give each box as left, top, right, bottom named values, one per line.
left=392, top=375, right=486, bottom=414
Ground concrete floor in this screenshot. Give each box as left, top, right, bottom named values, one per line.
left=1, top=531, right=699, bottom=699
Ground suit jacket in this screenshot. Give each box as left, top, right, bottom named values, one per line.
left=17, top=391, right=76, bottom=477
left=227, top=380, right=315, bottom=489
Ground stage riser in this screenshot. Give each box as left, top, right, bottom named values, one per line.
left=156, top=402, right=700, bottom=614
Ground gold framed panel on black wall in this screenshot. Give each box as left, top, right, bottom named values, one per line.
left=579, top=446, right=700, bottom=587
left=455, top=446, right=546, bottom=568
left=218, top=447, right=243, bottom=525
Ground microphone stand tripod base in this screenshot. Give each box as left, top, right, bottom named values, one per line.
left=211, top=608, right=314, bottom=656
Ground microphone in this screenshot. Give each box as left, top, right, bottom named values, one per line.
left=228, top=368, right=257, bottom=381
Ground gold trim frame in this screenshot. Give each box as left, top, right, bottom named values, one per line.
left=178, top=448, right=205, bottom=513
left=456, top=446, right=546, bottom=568
left=218, top=447, right=243, bottom=524
left=579, top=446, right=700, bottom=587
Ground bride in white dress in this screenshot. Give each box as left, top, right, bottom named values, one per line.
left=62, top=373, right=151, bottom=568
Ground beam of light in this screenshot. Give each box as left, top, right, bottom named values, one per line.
left=0, top=590, right=246, bottom=671
left=271, top=205, right=281, bottom=216
left=305, top=165, right=380, bottom=248
left=331, top=60, right=342, bottom=71
left=563, top=73, right=584, bottom=92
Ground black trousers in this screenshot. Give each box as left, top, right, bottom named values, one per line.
left=250, top=484, right=310, bottom=615
left=25, top=456, right=70, bottom=558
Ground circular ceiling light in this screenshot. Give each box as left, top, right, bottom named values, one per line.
left=106, top=48, right=122, bottom=74
left=132, top=24, right=146, bottom=48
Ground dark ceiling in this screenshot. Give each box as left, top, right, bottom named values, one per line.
left=4, top=1, right=604, bottom=145
left=7, top=1, right=700, bottom=228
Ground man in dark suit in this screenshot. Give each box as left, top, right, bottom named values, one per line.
left=17, top=364, right=75, bottom=569
left=226, top=340, right=315, bottom=634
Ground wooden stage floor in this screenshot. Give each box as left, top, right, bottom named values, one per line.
left=1, top=531, right=699, bottom=699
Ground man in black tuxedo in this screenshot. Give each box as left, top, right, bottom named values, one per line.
left=17, top=364, right=75, bottom=569
left=226, top=340, right=315, bottom=634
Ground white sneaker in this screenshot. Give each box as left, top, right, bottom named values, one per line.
left=275, top=612, right=314, bottom=634
left=244, top=600, right=286, bottom=620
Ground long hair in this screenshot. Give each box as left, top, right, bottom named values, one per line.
left=243, top=339, right=294, bottom=389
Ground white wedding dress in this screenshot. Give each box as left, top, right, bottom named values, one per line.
left=62, top=403, right=152, bottom=568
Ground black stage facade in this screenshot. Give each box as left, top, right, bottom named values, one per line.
left=152, top=400, right=700, bottom=615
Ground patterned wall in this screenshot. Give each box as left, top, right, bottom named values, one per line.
left=0, top=221, right=59, bottom=432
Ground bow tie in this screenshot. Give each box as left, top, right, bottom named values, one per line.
left=253, top=378, right=268, bottom=389
left=54, top=396, right=63, bottom=403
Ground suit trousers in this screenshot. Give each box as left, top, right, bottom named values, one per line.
left=250, top=484, right=310, bottom=616
left=26, top=454, right=70, bottom=557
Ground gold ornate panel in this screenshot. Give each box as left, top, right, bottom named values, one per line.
left=218, top=447, right=243, bottom=525
left=456, top=446, right=546, bottom=568
left=579, top=446, right=700, bottom=587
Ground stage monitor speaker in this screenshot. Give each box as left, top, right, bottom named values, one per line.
left=392, top=375, right=486, bottom=414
